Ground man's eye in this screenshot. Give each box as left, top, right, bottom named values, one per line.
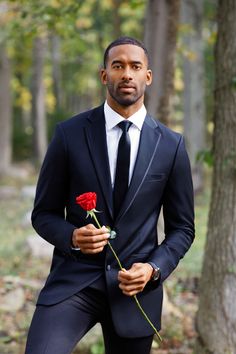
left=113, top=65, right=122, bottom=69
left=133, top=65, right=141, bottom=70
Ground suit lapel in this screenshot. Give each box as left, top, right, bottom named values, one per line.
left=84, top=108, right=161, bottom=223
left=115, top=114, right=161, bottom=223
left=84, top=105, right=113, bottom=219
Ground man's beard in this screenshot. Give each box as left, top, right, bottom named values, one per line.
left=107, top=82, right=145, bottom=107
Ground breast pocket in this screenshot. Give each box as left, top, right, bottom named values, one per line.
left=145, top=173, right=166, bottom=182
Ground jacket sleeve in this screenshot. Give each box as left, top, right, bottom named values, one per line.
left=147, top=136, right=195, bottom=284
left=31, top=124, right=76, bottom=254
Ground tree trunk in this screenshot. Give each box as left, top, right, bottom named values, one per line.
left=195, top=1, right=236, bottom=353
left=112, top=0, right=122, bottom=38
left=144, top=0, right=180, bottom=126
left=32, top=36, right=47, bottom=164
left=181, top=0, right=205, bottom=192
left=0, top=42, right=12, bottom=175
left=51, top=34, right=63, bottom=110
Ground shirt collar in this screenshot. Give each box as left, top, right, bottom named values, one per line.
left=104, top=101, right=146, bottom=131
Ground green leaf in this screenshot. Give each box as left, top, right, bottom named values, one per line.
left=231, top=76, right=236, bottom=89
left=196, top=150, right=214, bottom=167
left=0, top=335, right=12, bottom=344
left=90, top=340, right=104, bottom=354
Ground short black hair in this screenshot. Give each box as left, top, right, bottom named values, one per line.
left=103, top=36, right=149, bottom=68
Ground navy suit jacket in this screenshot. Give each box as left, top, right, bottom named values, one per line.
left=32, top=104, right=194, bottom=337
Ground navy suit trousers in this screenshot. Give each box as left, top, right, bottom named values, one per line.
left=25, top=281, right=154, bottom=354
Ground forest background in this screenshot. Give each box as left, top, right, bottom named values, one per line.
left=0, top=1, right=236, bottom=354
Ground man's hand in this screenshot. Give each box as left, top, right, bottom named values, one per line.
left=118, top=263, right=153, bottom=296
left=72, top=224, right=110, bottom=254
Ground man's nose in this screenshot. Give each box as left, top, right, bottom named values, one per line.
left=122, top=67, right=133, bottom=81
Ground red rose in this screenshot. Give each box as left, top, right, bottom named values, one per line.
left=76, top=192, right=97, bottom=211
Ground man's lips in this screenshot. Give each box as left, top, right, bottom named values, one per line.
left=118, top=84, right=136, bottom=92
left=119, top=83, right=136, bottom=88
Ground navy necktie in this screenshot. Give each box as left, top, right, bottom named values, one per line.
left=113, top=120, right=132, bottom=218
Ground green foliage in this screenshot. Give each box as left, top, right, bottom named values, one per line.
left=227, top=265, right=236, bottom=275
left=231, top=76, right=236, bottom=89
left=177, top=184, right=211, bottom=277
left=47, top=108, right=71, bottom=140
left=1, top=0, right=218, bottom=162
left=1, top=0, right=147, bottom=160
left=196, top=149, right=214, bottom=167
left=13, top=111, right=33, bottom=160
left=1, top=0, right=85, bottom=40
left=90, top=338, right=104, bottom=354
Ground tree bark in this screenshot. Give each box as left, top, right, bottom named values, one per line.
left=51, top=34, right=63, bottom=110
left=181, top=0, right=205, bottom=192
left=144, top=0, right=180, bottom=126
left=112, top=0, right=122, bottom=38
left=195, top=1, right=236, bottom=353
left=0, top=42, right=12, bottom=175
left=32, top=36, right=47, bottom=164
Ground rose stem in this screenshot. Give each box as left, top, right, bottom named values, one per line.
left=90, top=210, right=162, bottom=342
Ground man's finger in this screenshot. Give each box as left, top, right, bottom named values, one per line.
left=77, top=234, right=110, bottom=243
left=119, top=284, right=144, bottom=296
left=118, top=268, right=143, bottom=281
left=81, top=227, right=109, bottom=236
left=118, top=274, right=144, bottom=284
left=81, top=246, right=105, bottom=254
left=119, top=282, right=143, bottom=291
left=81, top=240, right=108, bottom=249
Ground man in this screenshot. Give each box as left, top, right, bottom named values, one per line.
left=25, top=37, right=194, bottom=354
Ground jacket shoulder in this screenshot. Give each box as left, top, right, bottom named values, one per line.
left=147, top=115, right=183, bottom=144
left=59, top=105, right=103, bottom=131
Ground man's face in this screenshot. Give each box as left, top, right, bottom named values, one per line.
left=100, top=44, right=152, bottom=108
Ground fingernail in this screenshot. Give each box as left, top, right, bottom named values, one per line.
left=102, top=225, right=109, bottom=231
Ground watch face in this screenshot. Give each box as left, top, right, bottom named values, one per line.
left=152, top=267, right=160, bottom=281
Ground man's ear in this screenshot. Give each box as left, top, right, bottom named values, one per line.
left=146, top=69, right=152, bottom=86
left=100, top=68, right=107, bottom=85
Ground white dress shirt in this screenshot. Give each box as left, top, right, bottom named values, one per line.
left=104, top=101, right=146, bottom=188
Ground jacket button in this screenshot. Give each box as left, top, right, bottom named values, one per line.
left=106, top=265, right=111, bottom=271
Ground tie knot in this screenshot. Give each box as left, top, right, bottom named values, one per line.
left=118, top=120, right=132, bottom=133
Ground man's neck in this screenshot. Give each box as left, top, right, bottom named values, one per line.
left=106, top=96, right=144, bottom=118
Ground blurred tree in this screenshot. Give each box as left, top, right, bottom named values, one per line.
left=196, top=1, right=236, bottom=352
left=181, top=0, right=205, bottom=192
left=51, top=34, right=63, bottom=110
left=0, top=41, right=12, bottom=175
left=0, top=0, right=147, bottom=162
left=112, top=0, right=122, bottom=38
left=144, top=0, right=180, bottom=126
left=32, top=36, right=47, bottom=163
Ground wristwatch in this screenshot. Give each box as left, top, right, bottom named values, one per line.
left=151, top=266, right=161, bottom=281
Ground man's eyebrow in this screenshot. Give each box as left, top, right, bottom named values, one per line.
left=111, top=60, right=123, bottom=65
left=111, top=60, right=143, bottom=65
left=131, top=61, right=143, bottom=65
